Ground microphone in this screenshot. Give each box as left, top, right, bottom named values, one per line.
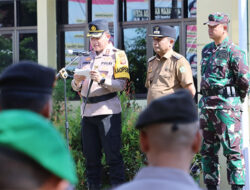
left=67, top=49, right=90, bottom=56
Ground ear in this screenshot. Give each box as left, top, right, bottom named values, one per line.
left=40, top=99, right=52, bottom=119
left=170, top=39, right=175, bottom=44
left=139, top=130, right=149, bottom=153
left=223, top=24, right=228, bottom=31
left=54, top=180, right=70, bottom=190
left=39, top=175, right=70, bottom=190
left=104, top=32, right=111, bottom=40
left=191, top=130, right=202, bottom=153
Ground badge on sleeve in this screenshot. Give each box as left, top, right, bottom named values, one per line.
left=114, top=51, right=130, bottom=79
left=85, top=57, right=92, bottom=62
left=179, top=66, right=186, bottom=73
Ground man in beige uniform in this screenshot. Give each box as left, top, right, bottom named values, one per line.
left=146, top=25, right=196, bottom=104
left=71, top=19, right=130, bottom=190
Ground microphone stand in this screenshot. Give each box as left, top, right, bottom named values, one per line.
left=56, top=55, right=80, bottom=147
left=82, top=79, right=93, bottom=115
left=82, top=64, right=97, bottom=115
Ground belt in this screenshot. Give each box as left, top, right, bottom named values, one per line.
left=82, top=92, right=117, bottom=104
left=201, top=86, right=239, bottom=98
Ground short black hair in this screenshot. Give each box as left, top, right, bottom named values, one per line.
left=0, top=145, right=52, bottom=190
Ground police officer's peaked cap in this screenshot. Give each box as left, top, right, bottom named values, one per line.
left=0, top=61, right=55, bottom=95
left=204, top=12, right=230, bottom=26
left=135, top=89, right=198, bottom=129
left=149, top=25, right=176, bottom=39
left=87, top=19, right=109, bottom=38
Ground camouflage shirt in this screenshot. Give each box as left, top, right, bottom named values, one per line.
left=199, top=37, right=249, bottom=110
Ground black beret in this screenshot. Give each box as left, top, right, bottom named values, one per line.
left=0, top=61, right=55, bottom=95
left=135, top=89, right=198, bottom=129
left=149, top=25, right=176, bottom=39
left=87, top=19, right=109, bottom=38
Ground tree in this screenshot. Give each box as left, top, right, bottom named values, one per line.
left=0, top=35, right=12, bottom=73
left=125, top=28, right=147, bottom=94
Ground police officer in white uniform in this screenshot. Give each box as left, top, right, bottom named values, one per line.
left=71, top=19, right=130, bottom=190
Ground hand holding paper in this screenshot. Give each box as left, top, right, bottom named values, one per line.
left=74, top=68, right=91, bottom=78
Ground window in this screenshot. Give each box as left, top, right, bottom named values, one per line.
left=0, top=33, right=13, bottom=72
left=0, top=0, right=14, bottom=27
left=155, top=0, right=182, bottom=19
left=92, top=0, right=114, bottom=22
left=56, top=0, right=197, bottom=98
left=124, top=27, right=147, bottom=94
left=188, top=0, right=196, bottom=18
left=57, top=0, right=86, bottom=25
left=120, top=0, right=196, bottom=97
left=57, top=0, right=88, bottom=69
left=125, top=0, right=149, bottom=21
left=19, top=33, right=37, bottom=61
left=0, top=0, right=37, bottom=71
left=64, top=30, right=85, bottom=72
left=17, top=0, right=37, bottom=26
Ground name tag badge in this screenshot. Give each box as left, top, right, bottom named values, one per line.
left=148, top=67, right=152, bottom=73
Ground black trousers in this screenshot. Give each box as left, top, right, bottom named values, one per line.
left=81, top=113, right=125, bottom=187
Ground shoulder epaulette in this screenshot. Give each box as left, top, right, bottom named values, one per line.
left=112, top=48, right=118, bottom=52
left=172, top=52, right=183, bottom=60
left=148, top=56, right=156, bottom=62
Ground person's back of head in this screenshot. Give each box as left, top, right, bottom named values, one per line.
left=0, top=61, right=55, bottom=118
left=0, top=110, right=78, bottom=190
left=135, top=89, right=201, bottom=170
left=0, top=145, right=53, bottom=190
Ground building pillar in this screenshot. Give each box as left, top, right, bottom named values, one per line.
left=37, top=0, right=57, bottom=68
left=239, top=1, right=250, bottom=190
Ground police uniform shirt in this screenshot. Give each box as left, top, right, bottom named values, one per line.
left=114, top=166, right=202, bottom=190
left=145, top=49, right=194, bottom=104
left=72, top=43, right=127, bottom=117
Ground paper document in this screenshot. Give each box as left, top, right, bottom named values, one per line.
left=74, top=68, right=91, bottom=78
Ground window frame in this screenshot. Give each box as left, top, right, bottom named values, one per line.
left=56, top=0, right=197, bottom=98
left=0, top=0, right=37, bottom=64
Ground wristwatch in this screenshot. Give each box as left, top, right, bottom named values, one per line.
left=98, top=78, right=105, bottom=85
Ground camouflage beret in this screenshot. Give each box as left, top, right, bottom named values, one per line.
left=204, top=12, right=230, bottom=26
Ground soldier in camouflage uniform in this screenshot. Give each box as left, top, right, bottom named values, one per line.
left=199, top=13, right=250, bottom=190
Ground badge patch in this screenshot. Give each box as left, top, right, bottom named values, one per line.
left=91, top=25, right=96, bottom=32
left=179, top=66, right=186, bottom=73
left=100, top=71, right=108, bottom=78
left=117, top=52, right=126, bottom=65
left=85, top=57, right=92, bottom=61
left=105, top=49, right=110, bottom=56
left=114, top=51, right=130, bottom=79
